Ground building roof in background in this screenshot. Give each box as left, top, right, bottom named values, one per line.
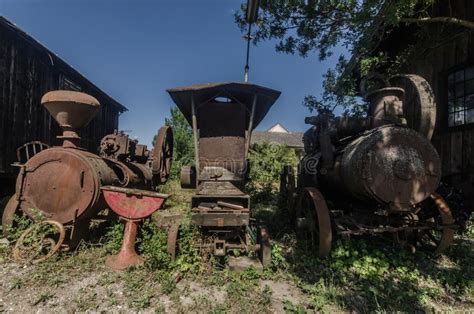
left=252, top=130, right=304, bottom=149
left=267, top=123, right=289, bottom=133
left=0, top=16, right=127, bottom=113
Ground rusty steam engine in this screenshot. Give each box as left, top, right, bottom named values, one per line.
left=2, top=90, right=173, bottom=263
left=282, top=75, right=461, bottom=256
left=168, top=82, right=280, bottom=268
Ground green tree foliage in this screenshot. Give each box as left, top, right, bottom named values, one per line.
left=247, top=142, right=298, bottom=185
left=235, top=0, right=474, bottom=115
left=154, top=107, right=194, bottom=178
left=303, top=55, right=367, bottom=116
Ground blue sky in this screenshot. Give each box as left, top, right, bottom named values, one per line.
left=1, top=0, right=345, bottom=146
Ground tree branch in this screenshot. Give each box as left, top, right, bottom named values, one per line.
left=402, top=16, right=474, bottom=29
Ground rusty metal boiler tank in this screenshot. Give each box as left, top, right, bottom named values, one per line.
left=322, top=124, right=441, bottom=211
left=303, top=83, right=441, bottom=211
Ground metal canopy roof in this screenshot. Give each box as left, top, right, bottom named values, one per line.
left=167, top=82, right=281, bottom=129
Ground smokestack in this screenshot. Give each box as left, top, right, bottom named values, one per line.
left=41, top=90, right=100, bottom=148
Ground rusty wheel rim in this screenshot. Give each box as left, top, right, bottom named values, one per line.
left=258, top=226, right=272, bottom=267
left=416, top=192, right=455, bottom=254
left=2, top=195, right=19, bottom=236
left=152, top=126, right=174, bottom=184
left=296, top=187, right=332, bottom=257
left=13, top=220, right=65, bottom=264
left=167, top=223, right=179, bottom=261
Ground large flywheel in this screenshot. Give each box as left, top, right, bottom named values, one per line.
left=152, top=126, right=174, bottom=184
left=389, top=74, right=437, bottom=140
left=295, top=187, right=332, bottom=257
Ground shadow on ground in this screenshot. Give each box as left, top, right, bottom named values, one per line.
left=251, top=188, right=474, bottom=312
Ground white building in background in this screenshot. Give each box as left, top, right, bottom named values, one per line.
left=266, top=123, right=290, bottom=133
left=252, top=123, right=304, bottom=157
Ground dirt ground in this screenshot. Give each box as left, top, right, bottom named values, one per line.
left=0, top=252, right=311, bottom=313
left=1, top=231, right=472, bottom=313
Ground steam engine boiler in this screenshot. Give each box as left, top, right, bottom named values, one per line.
left=2, top=90, right=173, bottom=260
left=281, top=75, right=458, bottom=256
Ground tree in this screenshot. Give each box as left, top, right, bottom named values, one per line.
left=246, top=142, right=298, bottom=202
left=235, top=0, right=474, bottom=115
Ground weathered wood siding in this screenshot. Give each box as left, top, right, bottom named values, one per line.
left=0, top=18, right=125, bottom=178
left=403, top=0, right=474, bottom=206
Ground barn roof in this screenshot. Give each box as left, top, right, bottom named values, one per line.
left=0, top=16, right=127, bottom=113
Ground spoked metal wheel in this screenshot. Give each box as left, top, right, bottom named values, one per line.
left=415, top=192, right=455, bottom=254
left=13, top=220, right=66, bottom=264
left=295, top=187, right=332, bottom=257
left=280, top=165, right=296, bottom=213
left=2, top=195, right=19, bottom=236
left=152, top=126, right=174, bottom=184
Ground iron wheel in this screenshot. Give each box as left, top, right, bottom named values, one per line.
left=415, top=192, right=455, bottom=254
left=152, top=126, right=174, bottom=184
left=295, top=187, right=332, bottom=257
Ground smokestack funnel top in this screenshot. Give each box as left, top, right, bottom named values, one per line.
left=41, top=90, right=100, bottom=129
left=41, top=90, right=100, bottom=148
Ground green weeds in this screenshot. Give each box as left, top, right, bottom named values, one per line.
left=5, top=213, right=32, bottom=243
left=102, top=221, right=123, bottom=253
left=283, top=300, right=307, bottom=313
left=122, top=268, right=155, bottom=309
left=32, top=291, right=54, bottom=306
left=279, top=237, right=473, bottom=312
left=73, top=287, right=99, bottom=311
left=0, top=178, right=472, bottom=312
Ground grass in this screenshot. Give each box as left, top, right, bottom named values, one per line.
left=0, top=180, right=473, bottom=312
left=248, top=185, right=474, bottom=312
left=284, top=238, right=473, bottom=312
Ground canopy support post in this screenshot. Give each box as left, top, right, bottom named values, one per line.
left=191, top=95, right=199, bottom=184
left=245, top=94, right=257, bottom=158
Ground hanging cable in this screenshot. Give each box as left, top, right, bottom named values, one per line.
left=243, top=0, right=259, bottom=82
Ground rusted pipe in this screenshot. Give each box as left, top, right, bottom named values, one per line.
left=319, top=132, right=333, bottom=174
left=365, top=87, right=404, bottom=124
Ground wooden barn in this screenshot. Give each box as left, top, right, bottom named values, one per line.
left=352, top=0, right=474, bottom=208
left=0, top=17, right=127, bottom=194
